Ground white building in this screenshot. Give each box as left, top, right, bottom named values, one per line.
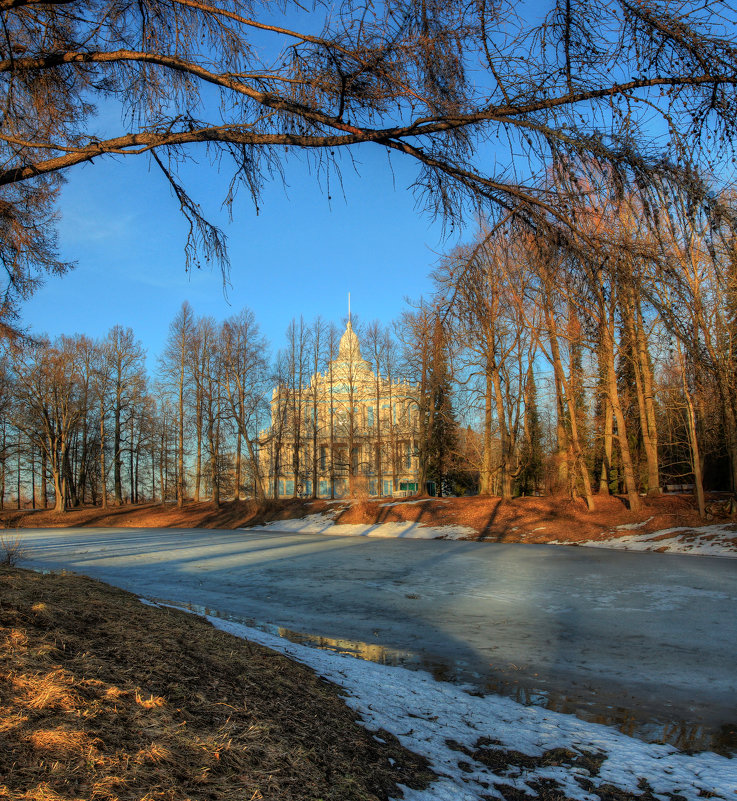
left=259, top=320, right=421, bottom=498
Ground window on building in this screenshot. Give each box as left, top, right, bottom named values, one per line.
left=367, top=405, right=375, bottom=427
left=320, top=446, right=327, bottom=471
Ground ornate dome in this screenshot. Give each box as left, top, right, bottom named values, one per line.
left=335, top=321, right=371, bottom=371
left=338, top=321, right=360, bottom=359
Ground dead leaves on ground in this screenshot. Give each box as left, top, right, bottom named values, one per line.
left=0, top=568, right=432, bottom=801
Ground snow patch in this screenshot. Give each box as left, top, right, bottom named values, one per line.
left=576, top=524, right=737, bottom=558
left=200, top=612, right=735, bottom=801
left=615, top=516, right=654, bottom=530
left=246, top=512, right=476, bottom=540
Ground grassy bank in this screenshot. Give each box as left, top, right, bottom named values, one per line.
left=0, top=568, right=432, bottom=801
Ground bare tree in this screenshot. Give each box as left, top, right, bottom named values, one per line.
left=644, top=197, right=737, bottom=501
left=105, top=326, right=146, bottom=505
left=220, top=307, right=270, bottom=499
left=399, top=303, right=455, bottom=495
left=435, top=231, right=535, bottom=498
left=10, top=336, right=84, bottom=512
left=2, top=1, right=736, bottom=333
left=285, top=318, right=308, bottom=497
left=306, top=316, right=328, bottom=499
left=0, top=347, right=11, bottom=508
left=196, top=316, right=223, bottom=507
left=160, top=301, right=196, bottom=507
left=364, top=321, right=390, bottom=497
left=325, top=324, right=340, bottom=499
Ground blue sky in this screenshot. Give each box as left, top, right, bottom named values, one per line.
left=20, top=140, right=460, bottom=368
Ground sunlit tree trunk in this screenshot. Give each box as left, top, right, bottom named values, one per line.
left=598, top=387, right=614, bottom=496
left=622, top=283, right=660, bottom=494
left=479, top=373, right=494, bottom=495
left=545, top=305, right=595, bottom=509
left=601, top=301, right=641, bottom=512
left=41, top=448, right=47, bottom=509
left=676, top=344, right=706, bottom=517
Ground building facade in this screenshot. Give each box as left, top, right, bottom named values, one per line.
left=258, top=320, right=421, bottom=498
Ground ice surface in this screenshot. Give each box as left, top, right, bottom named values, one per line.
left=152, top=601, right=736, bottom=801
left=22, top=526, right=737, bottom=745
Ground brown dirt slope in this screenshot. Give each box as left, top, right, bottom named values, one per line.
left=1, top=493, right=734, bottom=544
left=0, top=567, right=432, bottom=801
left=333, top=493, right=737, bottom=543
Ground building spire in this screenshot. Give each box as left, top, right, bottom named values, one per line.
left=348, top=291, right=351, bottom=326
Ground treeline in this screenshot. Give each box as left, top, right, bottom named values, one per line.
left=423, top=182, right=737, bottom=515
left=0, top=305, right=270, bottom=512
left=0, top=305, right=441, bottom=512
left=1, top=183, right=736, bottom=514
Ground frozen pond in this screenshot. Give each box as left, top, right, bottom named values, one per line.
left=18, top=526, right=737, bottom=752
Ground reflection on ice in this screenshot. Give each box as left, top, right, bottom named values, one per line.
left=155, top=597, right=736, bottom=756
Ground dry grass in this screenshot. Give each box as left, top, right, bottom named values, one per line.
left=0, top=568, right=433, bottom=801
left=1, top=533, right=27, bottom=566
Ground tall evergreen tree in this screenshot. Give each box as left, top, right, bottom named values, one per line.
left=423, top=318, right=458, bottom=497
left=518, top=364, right=543, bottom=496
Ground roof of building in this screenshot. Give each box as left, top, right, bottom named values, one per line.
left=334, top=320, right=372, bottom=372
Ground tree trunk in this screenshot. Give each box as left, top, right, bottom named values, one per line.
left=245, top=434, right=265, bottom=499
left=491, top=362, right=513, bottom=499
left=30, top=447, right=36, bottom=508
left=195, top=393, right=203, bottom=502
left=114, top=381, right=123, bottom=505
left=679, top=350, right=706, bottom=518
left=52, top=439, right=66, bottom=513
left=329, top=360, right=335, bottom=499
left=623, top=284, right=660, bottom=495
left=235, top=433, right=242, bottom=500
left=312, top=398, right=319, bottom=499
left=16, top=428, right=21, bottom=509
left=599, top=392, right=613, bottom=495
left=41, top=448, right=47, bottom=509
left=159, top=427, right=165, bottom=503
left=602, top=315, right=641, bottom=512
left=178, top=340, right=185, bottom=508
left=374, top=377, right=383, bottom=497
left=129, top=420, right=135, bottom=504
left=480, top=372, right=494, bottom=494
left=547, top=308, right=594, bottom=509
left=99, top=400, right=107, bottom=509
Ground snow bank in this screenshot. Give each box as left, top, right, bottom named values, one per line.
left=576, top=524, right=737, bottom=558
left=252, top=512, right=737, bottom=557
left=249, top=512, right=476, bottom=540
left=187, top=608, right=734, bottom=801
